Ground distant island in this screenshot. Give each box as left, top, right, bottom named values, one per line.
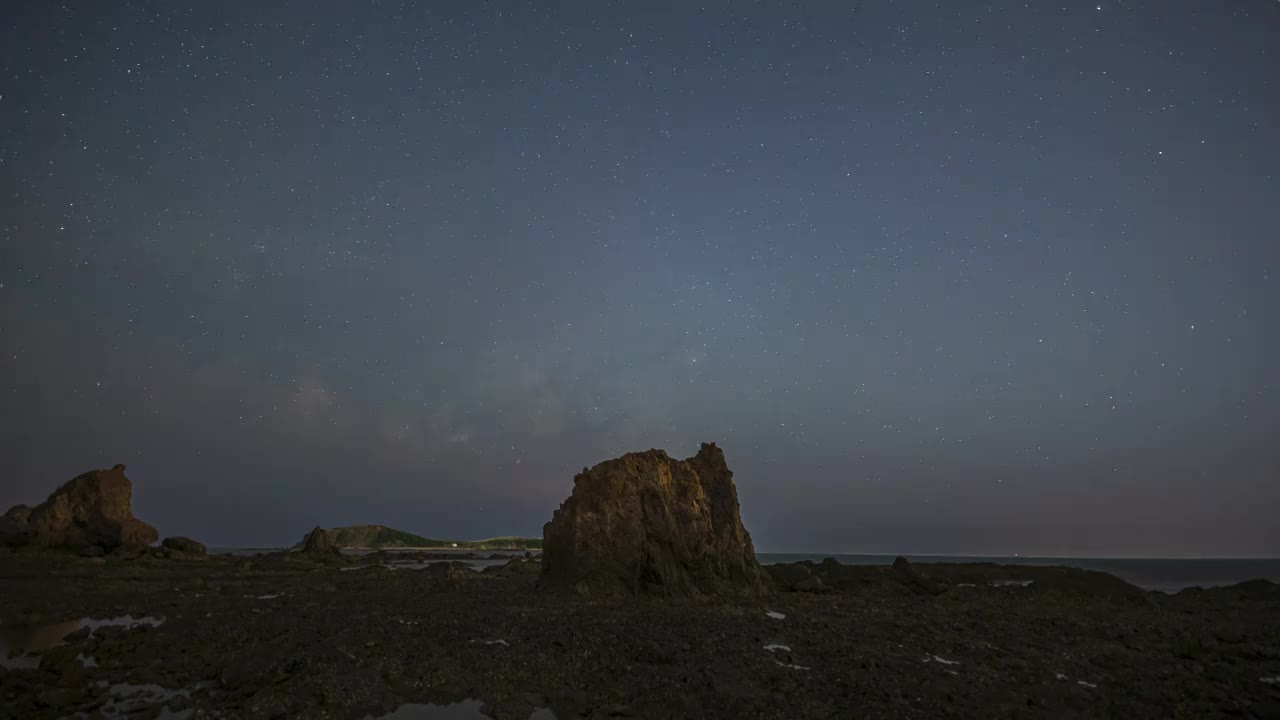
left=290, top=524, right=542, bottom=551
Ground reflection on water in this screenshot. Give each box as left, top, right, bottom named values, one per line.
left=363, top=700, right=556, bottom=720
left=97, top=681, right=207, bottom=720
left=0, top=615, right=163, bottom=669
left=0, top=649, right=40, bottom=670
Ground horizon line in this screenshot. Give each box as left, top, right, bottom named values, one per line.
left=201, top=544, right=1280, bottom=561
left=755, top=550, right=1280, bottom=561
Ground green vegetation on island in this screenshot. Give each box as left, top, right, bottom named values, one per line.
left=293, top=525, right=542, bottom=550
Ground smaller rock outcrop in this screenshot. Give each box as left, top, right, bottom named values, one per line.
left=793, top=575, right=828, bottom=593
left=1, top=465, right=158, bottom=552
left=162, top=536, right=207, bottom=560
left=0, top=506, right=34, bottom=547
left=483, top=557, right=541, bottom=576
left=765, top=562, right=813, bottom=591
left=421, top=561, right=474, bottom=582
left=300, top=527, right=343, bottom=562
left=892, top=556, right=942, bottom=595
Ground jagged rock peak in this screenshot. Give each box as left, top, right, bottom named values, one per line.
left=1, top=465, right=157, bottom=552
left=542, top=442, right=771, bottom=598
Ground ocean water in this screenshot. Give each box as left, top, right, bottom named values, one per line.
left=756, top=554, right=1280, bottom=593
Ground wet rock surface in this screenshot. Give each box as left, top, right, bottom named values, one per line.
left=542, top=443, right=770, bottom=598
left=1, top=552, right=1277, bottom=719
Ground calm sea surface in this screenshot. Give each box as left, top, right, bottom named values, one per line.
left=209, top=548, right=1279, bottom=593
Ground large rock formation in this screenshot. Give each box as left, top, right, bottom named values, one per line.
left=541, top=442, right=770, bottom=597
left=1, top=464, right=158, bottom=552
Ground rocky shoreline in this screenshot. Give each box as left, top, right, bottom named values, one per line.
left=3, top=454, right=1279, bottom=718
left=2, top=550, right=1279, bottom=719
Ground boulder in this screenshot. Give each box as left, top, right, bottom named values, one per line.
left=794, top=575, right=827, bottom=593
left=892, top=556, right=941, bottom=595
left=484, top=557, right=541, bottom=576
left=300, top=527, right=343, bottom=562
left=109, top=544, right=148, bottom=560
left=541, top=442, right=771, bottom=597
left=1, top=465, right=158, bottom=552
left=765, top=562, right=813, bottom=591
left=0, top=505, right=34, bottom=545
left=162, top=536, right=207, bottom=559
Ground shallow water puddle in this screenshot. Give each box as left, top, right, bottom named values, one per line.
left=765, top=611, right=786, bottom=620
left=1077, top=680, right=1098, bottom=689
left=97, top=681, right=204, bottom=720
left=773, top=660, right=810, bottom=670
left=83, top=615, right=164, bottom=632
left=992, top=580, right=1034, bottom=587
left=472, top=639, right=509, bottom=646
left=762, top=644, right=791, bottom=653
left=0, top=651, right=39, bottom=670
left=0, top=615, right=163, bottom=669
left=922, top=654, right=959, bottom=666
left=362, top=700, right=556, bottom=720
left=1261, top=677, right=1279, bottom=685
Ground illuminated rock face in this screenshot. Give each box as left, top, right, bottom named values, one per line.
left=541, top=443, right=771, bottom=598
left=2, top=464, right=158, bottom=552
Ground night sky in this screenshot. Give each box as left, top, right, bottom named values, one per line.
left=3, top=1, right=1278, bottom=556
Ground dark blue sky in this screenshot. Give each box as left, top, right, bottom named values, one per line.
left=3, top=1, right=1277, bottom=556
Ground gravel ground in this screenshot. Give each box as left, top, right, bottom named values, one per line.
left=2, top=551, right=1279, bottom=719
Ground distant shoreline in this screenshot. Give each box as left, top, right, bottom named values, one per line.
left=343, top=546, right=535, bottom=552
left=207, top=547, right=1279, bottom=561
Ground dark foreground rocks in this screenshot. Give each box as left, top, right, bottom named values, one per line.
left=542, top=442, right=771, bottom=597
left=0, top=552, right=1278, bottom=720
left=0, top=465, right=158, bottom=552
left=766, top=557, right=1150, bottom=604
